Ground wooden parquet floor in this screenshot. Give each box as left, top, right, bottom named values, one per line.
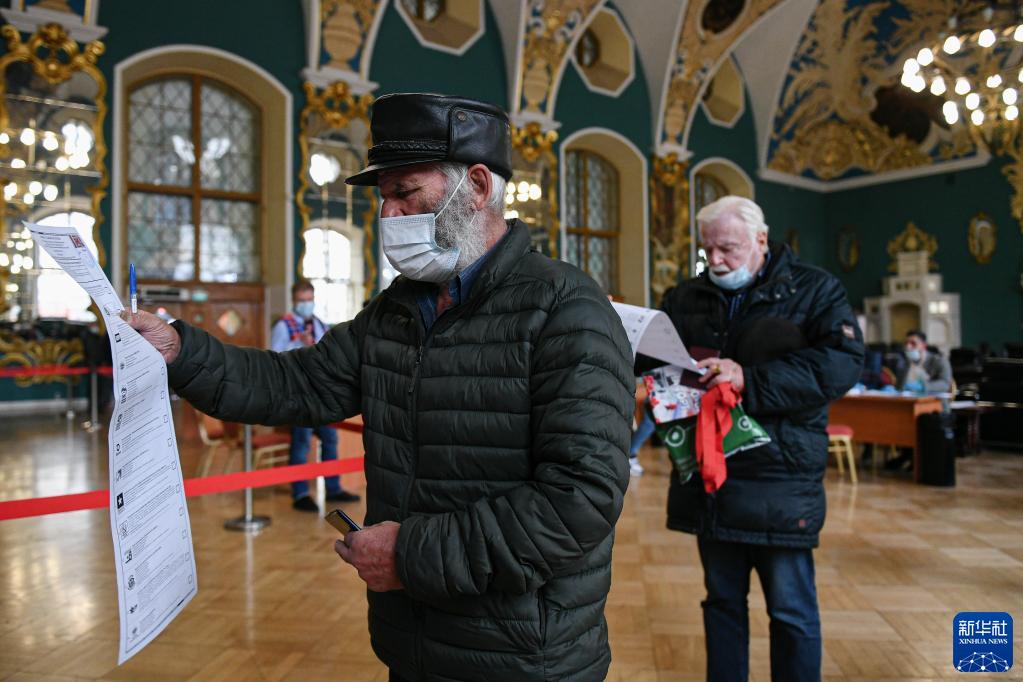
left=1, top=404, right=1022, bottom=681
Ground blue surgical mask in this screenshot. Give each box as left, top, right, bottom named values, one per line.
left=708, top=265, right=754, bottom=291
left=906, top=348, right=921, bottom=363
left=294, top=301, right=315, bottom=319
left=380, top=171, right=466, bottom=283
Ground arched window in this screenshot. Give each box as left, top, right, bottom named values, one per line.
left=565, top=150, right=619, bottom=295
left=34, top=211, right=97, bottom=320
left=691, top=160, right=753, bottom=276
left=126, top=75, right=261, bottom=283
left=301, top=222, right=363, bottom=324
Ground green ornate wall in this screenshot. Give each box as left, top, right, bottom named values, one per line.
left=825, top=164, right=1023, bottom=348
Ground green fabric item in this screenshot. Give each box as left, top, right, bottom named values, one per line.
left=654, top=404, right=771, bottom=484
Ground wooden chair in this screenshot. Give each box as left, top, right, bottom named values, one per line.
left=826, top=424, right=857, bottom=484
left=194, top=408, right=291, bottom=476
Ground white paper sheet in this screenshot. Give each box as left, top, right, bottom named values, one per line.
left=611, top=301, right=700, bottom=371
left=25, top=221, right=197, bottom=664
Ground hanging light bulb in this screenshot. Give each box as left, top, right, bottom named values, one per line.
left=3, top=181, right=16, bottom=198
left=917, top=48, right=934, bottom=66
left=19, top=128, right=35, bottom=146
left=1004, top=88, right=1019, bottom=105
left=504, top=193, right=514, bottom=205
left=528, top=183, right=542, bottom=201
left=43, top=184, right=58, bottom=201
left=955, top=77, right=971, bottom=95
left=930, top=76, right=947, bottom=96
left=28, top=181, right=42, bottom=195
left=22, top=256, right=32, bottom=270
left=965, top=93, right=981, bottom=109
left=54, top=156, right=69, bottom=171
left=903, top=58, right=920, bottom=75
left=970, top=109, right=984, bottom=125
left=1015, top=25, right=1023, bottom=42
left=901, top=71, right=915, bottom=87
left=42, top=132, right=59, bottom=151
left=909, top=75, right=926, bottom=93
left=987, top=74, right=1003, bottom=88
left=0, top=132, right=8, bottom=144
left=10, top=158, right=25, bottom=169
left=978, top=29, right=996, bottom=48
left=22, top=192, right=34, bottom=205
left=943, top=35, right=961, bottom=54
left=943, top=101, right=959, bottom=124
left=1007, top=105, right=1020, bottom=121
left=0, top=253, right=8, bottom=267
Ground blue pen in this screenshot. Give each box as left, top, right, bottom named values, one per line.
left=129, top=263, right=137, bottom=314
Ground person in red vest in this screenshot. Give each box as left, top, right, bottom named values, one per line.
left=270, top=280, right=360, bottom=511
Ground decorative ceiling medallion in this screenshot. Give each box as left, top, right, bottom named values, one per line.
left=217, top=309, right=244, bottom=337
left=887, top=221, right=938, bottom=272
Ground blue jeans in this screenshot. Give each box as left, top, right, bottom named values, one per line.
left=630, top=407, right=656, bottom=456
left=698, top=536, right=821, bottom=681
left=290, top=425, right=341, bottom=499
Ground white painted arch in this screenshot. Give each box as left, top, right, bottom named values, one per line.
left=688, top=156, right=755, bottom=269
left=559, top=125, right=649, bottom=307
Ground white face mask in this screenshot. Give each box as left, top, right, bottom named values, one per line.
left=708, top=265, right=754, bottom=291
left=380, top=172, right=466, bottom=283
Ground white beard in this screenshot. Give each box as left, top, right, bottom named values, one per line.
left=433, top=181, right=488, bottom=274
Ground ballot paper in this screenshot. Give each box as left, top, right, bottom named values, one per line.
left=25, top=221, right=196, bottom=664
left=611, top=301, right=700, bottom=371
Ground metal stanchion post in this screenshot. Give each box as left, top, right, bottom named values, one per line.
left=82, top=369, right=100, bottom=432
left=65, top=376, right=75, bottom=419
left=224, top=424, right=271, bottom=532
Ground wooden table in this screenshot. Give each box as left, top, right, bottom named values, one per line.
left=829, top=394, right=943, bottom=482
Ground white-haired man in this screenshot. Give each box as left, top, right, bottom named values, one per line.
left=649, top=196, right=864, bottom=681
left=124, top=93, right=633, bottom=682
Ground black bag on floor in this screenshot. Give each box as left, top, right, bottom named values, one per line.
left=918, top=411, right=956, bottom=486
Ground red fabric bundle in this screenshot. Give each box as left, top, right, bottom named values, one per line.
left=695, top=383, right=740, bottom=493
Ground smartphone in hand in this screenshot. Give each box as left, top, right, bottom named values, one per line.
left=325, top=508, right=362, bottom=536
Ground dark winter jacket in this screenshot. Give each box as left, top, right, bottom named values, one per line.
left=658, top=242, right=863, bottom=548
left=166, top=222, right=634, bottom=681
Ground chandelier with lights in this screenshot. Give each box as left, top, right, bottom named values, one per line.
left=900, top=1, right=1023, bottom=152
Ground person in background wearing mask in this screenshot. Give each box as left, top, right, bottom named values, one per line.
left=270, top=280, right=360, bottom=511
left=122, top=93, right=633, bottom=682
left=898, top=329, right=952, bottom=394
left=650, top=196, right=863, bottom=681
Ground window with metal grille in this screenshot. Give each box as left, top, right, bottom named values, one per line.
left=564, top=149, right=619, bottom=295
left=126, top=75, right=261, bottom=283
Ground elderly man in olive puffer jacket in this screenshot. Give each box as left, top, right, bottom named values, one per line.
left=125, top=93, right=634, bottom=681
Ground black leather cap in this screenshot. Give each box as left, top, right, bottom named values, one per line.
left=345, top=93, right=513, bottom=186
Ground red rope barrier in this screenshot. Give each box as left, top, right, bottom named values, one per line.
left=0, top=364, right=114, bottom=378
left=0, top=456, right=364, bottom=521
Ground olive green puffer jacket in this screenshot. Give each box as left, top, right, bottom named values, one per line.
left=166, top=222, right=634, bottom=681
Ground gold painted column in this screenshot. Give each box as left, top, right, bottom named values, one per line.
left=649, top=153, right=689, bottom=306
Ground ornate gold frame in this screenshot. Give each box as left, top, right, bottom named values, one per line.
left=511, top=122, right=559, bottom=258
left=967, top=212, right=996, bottom=265
left=649, top=153, right=690, bottom=305
left=887, top=221, right=938, bottom=272
left=0, top=23, right=108, bottom=267
left=295, top=81, right=377, bottom=298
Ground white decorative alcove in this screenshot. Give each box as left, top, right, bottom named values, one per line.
left=863, top=250, right=961, bottom=353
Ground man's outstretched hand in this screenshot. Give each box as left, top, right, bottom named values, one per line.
left=121, top=310, right=181, bottom=364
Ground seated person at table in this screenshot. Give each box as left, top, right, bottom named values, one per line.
left=897, top=330, right=952, bottom=395
left=270, top=280, right=360, bottom=511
